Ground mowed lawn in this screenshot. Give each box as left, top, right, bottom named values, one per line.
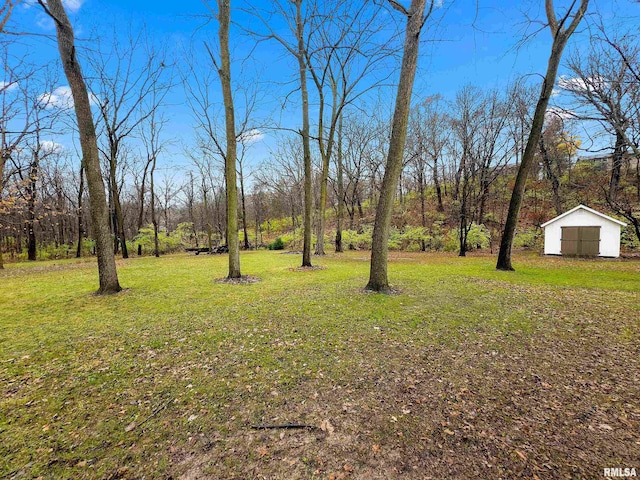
left=1, top=251, right=639, bottom=479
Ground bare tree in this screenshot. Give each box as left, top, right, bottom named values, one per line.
left=447, top=86, right=513, bottom=256
left=89, top=28, right=168, bottom=259
left=207, top=0, right=241, bottom=278
left=255, top=134, right=305, bottom=247
left=496, top=0, right=589, bottom=271
left=75, top=163, right=84, bottom=257
left=38, top=0, right=121, bottom=294
left=366, top=0, right=434, bottom=293
left=563, top=32, right=640, bottom=191
left=0, top=0, right=20, bottom=32
left=154, top=171, right=178, bottom=236
left=185, top=145, right=221, bottom=250
left=405, top=95, right=450, bottom=251
left=306, top=0, right=393, bottom=255
left=140, top=89, right=169, bottom=258
left=0, top=58, right=35, bottom=268
left=242, top=0, right=314, bottom=266
left=562, top=28, right=640, bottom=241
left=334, top=112, right=345, bottom=252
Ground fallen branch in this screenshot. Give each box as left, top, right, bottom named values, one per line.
left=251, top=423, right=319, bottom=430
left=125, top=398, right=174, bottom=433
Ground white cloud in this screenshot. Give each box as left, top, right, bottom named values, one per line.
left=36, top=15, right=54, bottom=30
left=40, top=140, right=64, bottom=155
left=239, top=128, right=265, bottom=144
left=62, top=0, right=85, bottom=13
left=545, top=106, right=576, bottom=121
left=35, top=0, right=84, bottom=31
left=0, top=80, right=18, bottom=92
left=39, top=86, right=75, bottom=109
left=557, top=75, right=607, bottom=93
left=39, top=85, right=98, bottom=110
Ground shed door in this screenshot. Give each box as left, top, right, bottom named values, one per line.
left=579, top=226, right=600, bottom=256
left=561, top=226, right=600, bottom=256
left=561, top=227, right=579, bottom=255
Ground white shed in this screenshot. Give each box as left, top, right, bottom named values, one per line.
left=541, top=205, right=627, bottom=258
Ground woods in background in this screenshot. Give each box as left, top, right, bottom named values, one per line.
left=1, top=0, right=638, bottom=286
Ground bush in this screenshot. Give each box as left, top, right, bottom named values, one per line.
left=341, top=229, right=372, bottom=250
left=514, top=227, right=543, bottom=249
left=443, top=223, right=491, bottom=253
left=398, top=226, right=432, bottom=250
left=621, top=226, right=639, bottom=250
left=133, top=225, right=184, bottom=255
left=268, top=237, right=285, bottom=250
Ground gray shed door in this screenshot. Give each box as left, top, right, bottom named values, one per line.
left=561, top=226, right=600, bottom=256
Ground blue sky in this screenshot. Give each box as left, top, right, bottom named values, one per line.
left=6, top=0, right=640, bottom=176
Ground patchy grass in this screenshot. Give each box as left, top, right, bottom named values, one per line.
left=1, top=251, right=639, bottom=479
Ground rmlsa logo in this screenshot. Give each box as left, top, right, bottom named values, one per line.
left=604, top=468, right=637, bottom=478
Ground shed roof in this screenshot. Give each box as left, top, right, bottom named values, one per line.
left=541, top=204, right=627, bottom=228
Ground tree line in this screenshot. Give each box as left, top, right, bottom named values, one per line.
left=2, top=0, right=638, bottom=294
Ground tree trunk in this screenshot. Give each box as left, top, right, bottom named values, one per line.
left=609, top=131, right=625, bottom=201
left=203, top=184, right=213, bottom=251
left=294, top=0, right=313, bottom=267
left=366, top=0, right=428, bottom=292
left=433, top=155, right=444, bottom=212
left=44, top=0, right=121, bottom=293
left=539, top=136, right=563, bottom=216
left=314, top=80, right=338, bottom=256
left=137, top=161, right=151, bottom=231
left=0, top=153, right=4, bottom=269
left=419, top=169, right=426, bottom=251
left=26, top=154, right=38, bottom=261
left=217, top=0, right=241, bottom=278
left=496, top=0, right=588, bottom=271
left=76, top=164, right=85, bottom=258
left=295, top=0, right=313, bottom=268
left=458, top=211, right=467, bottom=257
left=109, top=159, right=128, bottom=259
left=335, top=114, right=344, bottom=253
left=239, top=165, right=250, bottom=250
left=150, top=156, right=159, bottom=257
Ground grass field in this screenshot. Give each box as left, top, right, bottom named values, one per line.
left=1, top=251, right=639, bottom=479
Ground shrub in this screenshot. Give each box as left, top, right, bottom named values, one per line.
left=341, top=229, right=372, bottom=250
left=514, top=227, right=543, bottom=249
left=443, top=223, right=491, bottom=253
left=398, top=226, right=432, bottom=250
left=268, top=237, right=285, bottom=250
left=621, top=226, right=639, bottom=250
left=133, top=225, right=184, bottom=255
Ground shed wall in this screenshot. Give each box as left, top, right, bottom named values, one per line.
left=543, top=209, right=622, bottom=257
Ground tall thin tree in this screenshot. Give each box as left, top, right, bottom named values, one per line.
left=215, top=0, right=241, bottom=278
left=366, top=0, right=434, bottom=292
left=39, top=0, right=121, bottom=293
left=496, top=0, right=589, bottom=271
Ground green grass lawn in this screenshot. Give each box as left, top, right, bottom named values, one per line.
left=1, top=251, right=639, bottom=479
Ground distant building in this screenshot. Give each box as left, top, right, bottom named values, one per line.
left=574, top=152, right=636, bottom=172
left=541, top=205, right=627, bottom=258
left=574, top=154, right=612, bottom=171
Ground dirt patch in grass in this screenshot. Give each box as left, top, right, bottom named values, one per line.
left=288, top=265, right=328, bottom=272
left=214, top=275, right=261, bottom=284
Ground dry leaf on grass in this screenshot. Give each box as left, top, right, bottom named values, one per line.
left=320, top=419, right=335, bottom=435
